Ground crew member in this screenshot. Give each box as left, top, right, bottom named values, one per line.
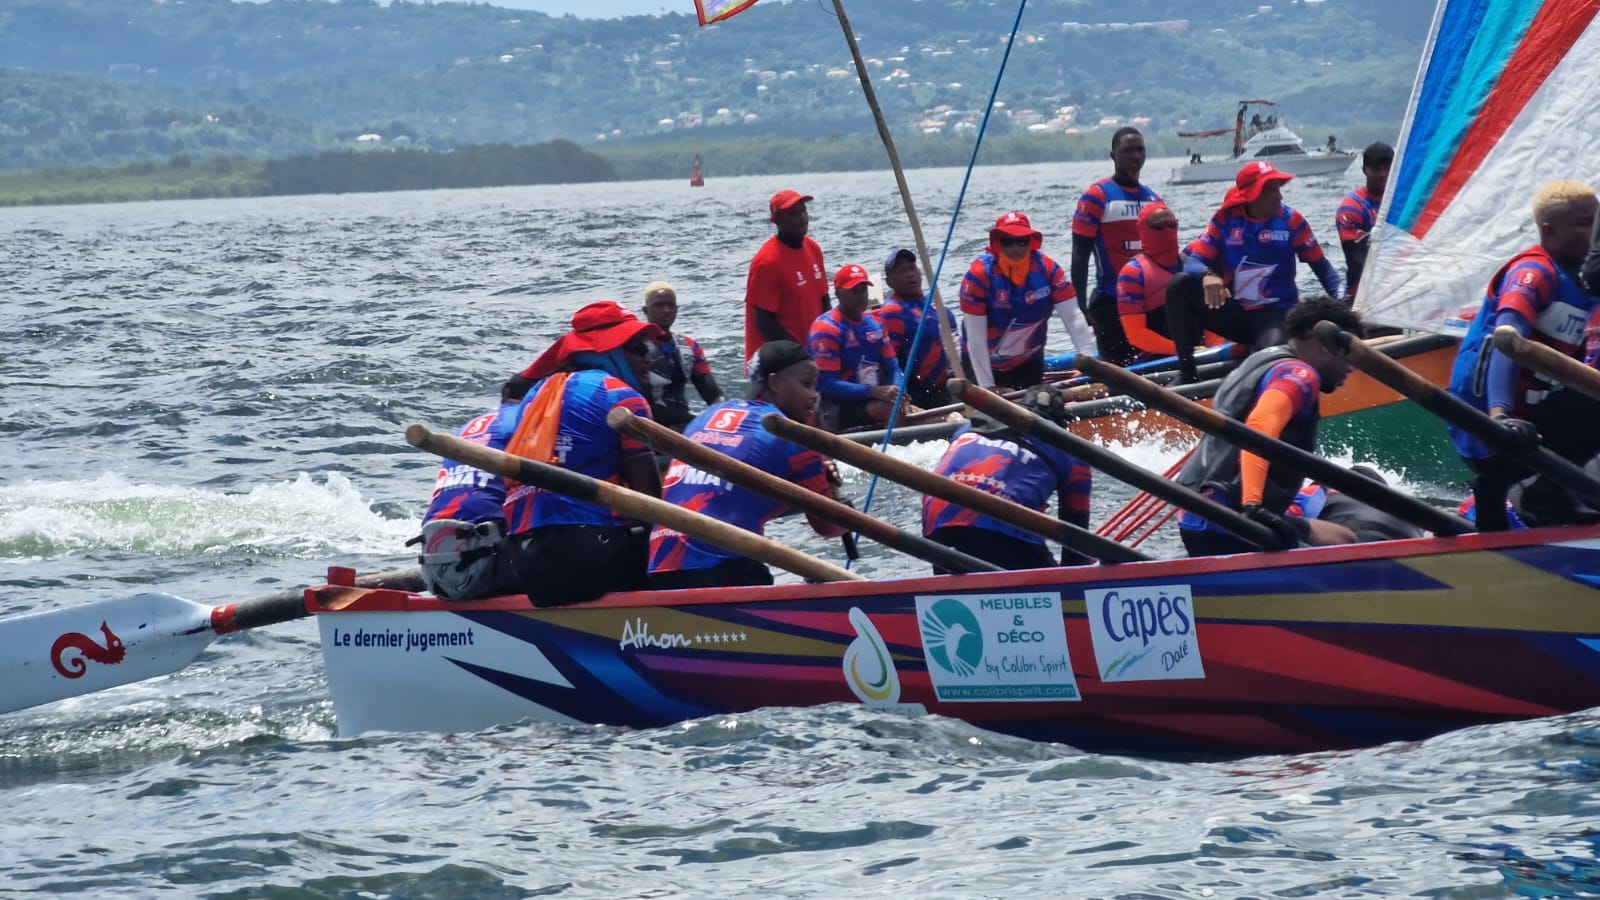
left=494, top=300, right=664, bottom=606
left=648, top=341, right=848, bottom=589
left=1335, top=141, right=1393, bottom=299
left=641, top=281, right=724, bottom=431
left=1116, top=203, right=1225, bottom=361
left=809, top=263, right=904, bottom=431
left=877, top=247, right=956, bottom=409
left=922, top=385, right=1093, bottom=573
left=744, top=189, right=827, bottom=364
left=1175, top=297, right=1365, bottom=556
left=960, top=211, right=1081, bottom=390
left=1072, top=126, right=1163, bottom=364
left=413, top=403, right=518, bottom=601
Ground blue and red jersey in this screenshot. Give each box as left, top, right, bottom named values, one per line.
left=1179, top=358, right=1321, bottom=532
left=1183, top=205, right=1344, bottom=309
left=877, top=292, right=954, bottom=390
left=649, top=399, right=833, bottom=573
left=423, top=405, right=514, bottom=525
left=808, top=307, right=902, bottom=402
left=958, top=252, right=1075, bottom=372
left=651, top=332, right=713, bottom=381
left=1072, top=177, right=1163, bottom=294
left=922, top=423, right=1091, bottom=545
left=1448, top=246, right=1594, bottom=458
left=1335, top=186, right=1379, bottom=245
left=493, top=369, right=655, bottom=532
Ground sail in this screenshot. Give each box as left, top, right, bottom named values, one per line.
left=1362, top=0, right=1600, bottom=333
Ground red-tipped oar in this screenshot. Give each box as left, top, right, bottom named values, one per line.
left=0, top=567, right=422, bottom=716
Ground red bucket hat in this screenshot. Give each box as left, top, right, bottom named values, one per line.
left=988, top=210, right=1042, bottom=254
left=521, top=300, right=664, bottom=381
left=1223, top=161, right=1295, bottom=209
left=769, top=189, right=813, bottom=221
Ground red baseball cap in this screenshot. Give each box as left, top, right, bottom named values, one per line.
left=769, top=189, right=814, bottom=221
left=1228, top=161, right=1294, bottom=206
left=833, top=263, right=871, bottom=291
left=519, top=300, right=664, bottom=381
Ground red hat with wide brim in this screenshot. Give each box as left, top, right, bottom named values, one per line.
left=1223, top=161, right=1295, bottom=209
left=988, top=210, right=1042, bottom=254
left=521, top=300, right=664, bottom=381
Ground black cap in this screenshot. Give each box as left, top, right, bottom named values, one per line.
left=745, top=340, right=813, bottom=398
left=884, top=247, right=916, bottom=275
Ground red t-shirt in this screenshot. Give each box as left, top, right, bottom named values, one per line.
left=743, top=235, right=828, bottom=362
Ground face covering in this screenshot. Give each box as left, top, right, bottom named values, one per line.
left=1138, top=205, right=1180, bottom=269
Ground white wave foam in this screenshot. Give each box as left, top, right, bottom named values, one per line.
left=0, top=472, right=415, bottom=559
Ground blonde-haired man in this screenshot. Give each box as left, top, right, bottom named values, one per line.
left=1447, top=179, right=1600, bottom=530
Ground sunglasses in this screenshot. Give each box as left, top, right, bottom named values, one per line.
left=1145, top=220, right=1178, bottom=231
left=998, top=236, right=1032, bottom=247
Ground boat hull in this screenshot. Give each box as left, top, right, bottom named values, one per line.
left=313, top=527, right=1600, bottom=757
left=1169, top=152, right=1355, bottom=184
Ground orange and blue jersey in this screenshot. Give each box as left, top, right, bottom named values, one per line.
left=1335, top=186, right=1379, bottom=245
left=1179, top=358, right=1321, bottom=533
left=808, top=307, right=902, bottom=402
left=1072, top=177, right=1162, bottom=294
left=878, top=292, right=954, bottom=391
left=493, top=369, right=655, bottom=531
left=1448, top=246, right=1593, bottom=458
left=921, top=423, right=1091, bottom=545
left=423, top=405, right=513, bottom=525
left=1182, top=205, right=1343, bottom=309
left=649, top=399, right=832, bottom=573
left=958, top=251, right=1075, bottom=371
left=1116, top=254, right=1182, bottom=359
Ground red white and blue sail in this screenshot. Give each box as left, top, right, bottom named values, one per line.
left=1363, top=0, right=1600, bottom=332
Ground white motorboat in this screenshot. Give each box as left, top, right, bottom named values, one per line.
left=1171, top=99, right=1355, bottom=184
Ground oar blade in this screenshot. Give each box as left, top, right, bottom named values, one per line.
left=0, top=592, right=219, bottom=715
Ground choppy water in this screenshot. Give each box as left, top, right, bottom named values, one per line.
left=6, top=160, right=1594, bottom=898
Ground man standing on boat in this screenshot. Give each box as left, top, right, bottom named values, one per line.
left=960, top=211, right=1082, bottom=390
left=647, top=341, right=848, bottom=589
left=922, top=384, right=1093, bottom=573
left=809, top=263, right=905, bottom=432
left=877, top=247, right=955, bottom=409
left=1335, top=142, right=1394, bottom=300
left=493, top=301, right=665, bottom=605
left=1448, top=180, right=1600, bottom=530
left=1071, top=126, right=1163, bottom=365
left=640, top=281, right=725, bottom=432
left=1167, top=161, right=1345, bottom=384
left=744, top=189, right=828, bottom=366
left=1116, top=203, right=1225, bottom=362
left=1175, top=296, right=1365, bottom=556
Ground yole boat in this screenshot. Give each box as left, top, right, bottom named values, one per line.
left=308, top=526, right=1600, bottom=756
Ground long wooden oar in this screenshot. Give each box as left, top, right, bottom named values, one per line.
left=1316, top=322, right=1600, bottom=512
left=950, top=379, right=1277, bottom=548
left=405, top=424, right=863, bottom=583
left=0, top=566, right=422, bottom=716
left=1074, top=353, right=1476, bottom=537
left=1493, top=325, right=1600, bottom=403
left=606, top=409, right=1000, bottom=574
left=760, top=412, right=1151, bottom=563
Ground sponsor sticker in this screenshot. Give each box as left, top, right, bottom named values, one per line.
left=914, top=592, right=1078, bottom=702
left=1084, top=583, right=1205, bottom=682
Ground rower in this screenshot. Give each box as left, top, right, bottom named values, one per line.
left=809, top=263, right=905, bottom=432
left=648, top=341, right=848, bottom=589
left=412, top=402, right=518, bottom=601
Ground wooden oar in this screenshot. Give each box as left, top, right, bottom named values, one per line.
left=1074, top=353, right=1476, bottom=537
left=949, top=378, right=1277, bottom=549
left=760, top=412, right=1151, bottom=563
left=405, top=424, right=863, bottom=583
left=1493, top=325, right=1600, bottom=404
left=0, top=566, right=422, bottom=716
left=606, top=409, right=1000, bottom=574
left=1315, top=322, right=1600, bottom=511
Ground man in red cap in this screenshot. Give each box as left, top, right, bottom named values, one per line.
left=489, top=300, right=665, bottom=606
left=807, top=262, right=904, bottom=431
left=1115, top=203, right=1226, bottom=361
left=1168, top=161, right=1345, bottom=383
left=744, top=189, right=828, bottom=365
left=958, top=211, right=1082, bottom=390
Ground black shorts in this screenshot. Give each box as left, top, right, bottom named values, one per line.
left=926, top=526, right=1055, bottom=574
left=504, top=524, right=649, bottom=607
left=648, top=556, right=774, bottom=590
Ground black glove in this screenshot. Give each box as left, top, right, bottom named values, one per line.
left=1491, top=412, right=1540, bottom=452
left=1241, top=503, right=1302, bottom=551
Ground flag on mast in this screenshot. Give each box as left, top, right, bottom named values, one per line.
left=695, top=0, right=760, bottom=26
